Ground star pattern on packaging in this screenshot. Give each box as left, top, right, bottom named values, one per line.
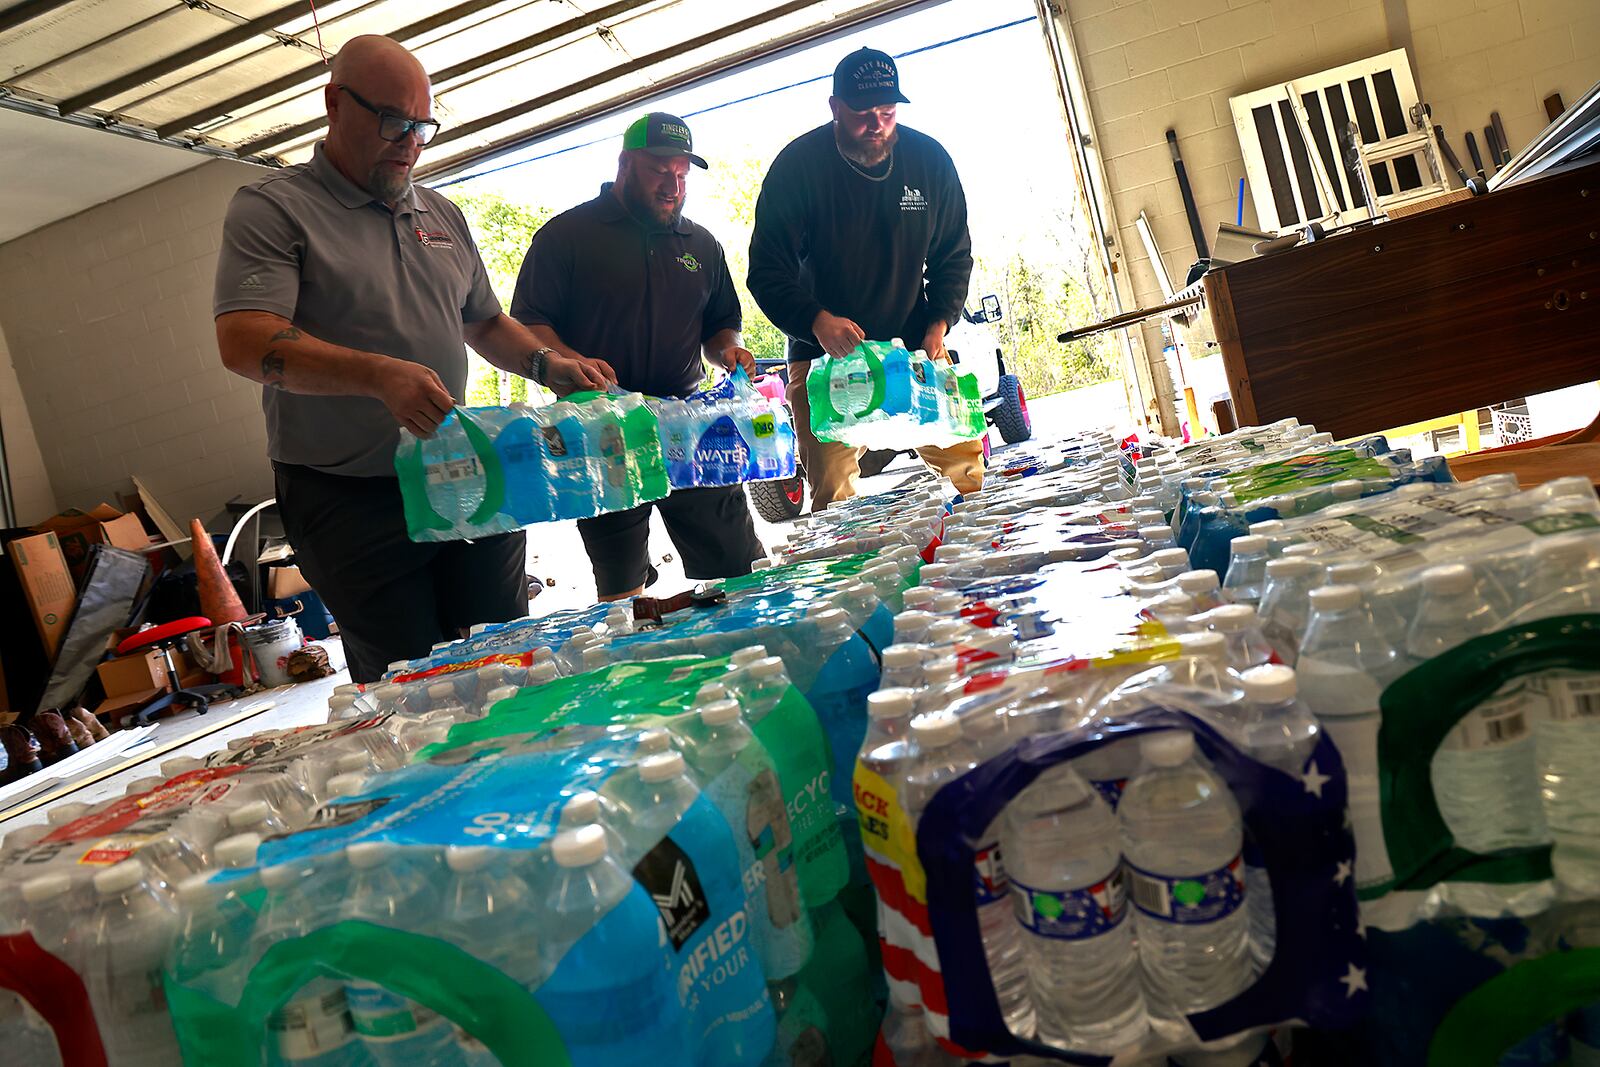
left=1333, top=859, right=1353, bottom=886
left=1301, top=761, right=1331, bottom=798
left=1339, top=962, right=1368, bottom=997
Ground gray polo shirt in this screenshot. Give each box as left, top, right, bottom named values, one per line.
left=214, top=143, right=500, bottom=477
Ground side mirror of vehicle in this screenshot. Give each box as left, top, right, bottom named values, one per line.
left=980, top=294, right=1003, bottom=322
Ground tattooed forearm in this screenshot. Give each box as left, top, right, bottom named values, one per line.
left=261, top=350, right=287, bottom=389
left=269, top=326, right=303, bottom=343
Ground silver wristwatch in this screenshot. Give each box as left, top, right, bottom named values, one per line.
left=526, top=346, right=556, bottom=385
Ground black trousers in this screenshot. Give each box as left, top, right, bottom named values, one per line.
left=273, top=463, right=527, bottom=683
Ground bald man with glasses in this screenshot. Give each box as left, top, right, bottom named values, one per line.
left=213, top=35, right=613, bottom=682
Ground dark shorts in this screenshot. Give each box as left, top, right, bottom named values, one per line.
left=576, top=484, right=764, bottom=597
left=273, top=463, right=527, bottom=683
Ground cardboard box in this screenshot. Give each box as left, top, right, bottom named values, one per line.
left=5, top=532, right=76, bottom=662
left=96, top=648, right=197, bottom=697
left=95, top=686, right=163, bottom=722
left=33, top=504, right=153, bottom=583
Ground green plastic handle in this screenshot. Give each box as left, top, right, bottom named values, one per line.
left=1429, top=948, right=1600, bottom=1066
left=856, top=342, right=887, bottom=417
left=560, top=390, right=609, bottom=405
left=166, top=919, right=571, bottom=1067
left=393, top=425, right=453, bottom=536
left=458, top=409, right=506, bottom=526
left=1376, top=614, right=1600, bottom=894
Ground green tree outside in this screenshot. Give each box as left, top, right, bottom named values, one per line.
left=449, top=191, right=554, bottom=405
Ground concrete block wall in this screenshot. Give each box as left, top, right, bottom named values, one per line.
left=0, top=159, right=270, bottom=528
left=1061, top=0, right=1600, bottom=400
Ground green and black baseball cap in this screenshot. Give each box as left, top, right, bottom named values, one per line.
left=622, top=112, right=708, bottom=169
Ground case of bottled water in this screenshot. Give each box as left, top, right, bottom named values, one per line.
left=805, top=339, right=985, bottom=450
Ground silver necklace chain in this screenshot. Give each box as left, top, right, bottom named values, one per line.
left=837, top=138, right=895, bottom=182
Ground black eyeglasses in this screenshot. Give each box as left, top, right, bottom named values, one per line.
left=337, top=85, right=441, bottom=144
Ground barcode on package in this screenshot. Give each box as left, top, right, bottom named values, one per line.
left=1128, top=867, right=1171, bottom=917
left=1548, top=676, right=1600, bottom=721
left=1454, top=689, right=1532, bottom=749
left=426, top=457, right=481, bottom=485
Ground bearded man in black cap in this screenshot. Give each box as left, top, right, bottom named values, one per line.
left=511, top=112, right=763, bottom=601
left=748, top=47, right=981, bottom=509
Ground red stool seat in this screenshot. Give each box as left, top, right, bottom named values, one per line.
left=116, top=616, right=213, bottom=656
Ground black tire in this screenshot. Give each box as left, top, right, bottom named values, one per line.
left=993, top=374, right=1032, bottom=444
left=748, top=472, right=805, bottom=522
left=857, top=449, right=898, bottom=479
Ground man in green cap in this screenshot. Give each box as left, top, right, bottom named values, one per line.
left=511, top=112, right=764, bottom=601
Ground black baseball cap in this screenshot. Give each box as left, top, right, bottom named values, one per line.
left=832, top=47, right=910, bottom=110
left=623, top=112, right=708, bottom=168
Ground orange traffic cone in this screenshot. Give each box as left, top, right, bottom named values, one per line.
left=191, top=518, right=248, bottom=625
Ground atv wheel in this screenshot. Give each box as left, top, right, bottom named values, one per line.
left=993, top=374, right=1032, bottom=444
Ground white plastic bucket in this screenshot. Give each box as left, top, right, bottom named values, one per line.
left=242, top=617, right=304, bottom=687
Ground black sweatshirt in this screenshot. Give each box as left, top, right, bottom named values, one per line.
left=747, top=123, right=973, bottom=362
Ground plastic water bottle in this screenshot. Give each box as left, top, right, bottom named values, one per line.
left=0, top=986, right=58, bottom=1067
left=659, top=398, right=699, bottom=488
left=1237, top=665, right=1319, bottom=969
left=1202, top=605, right=1274, bottom=671
left=340, top=843, right=457, bottom=1065
left=748, top=396, right=783, bottom=480
left=1073, top=738, right=1145, bottom=812
left=882, top=340, right=913, bottom=416
left=439, top=845, right=543, bottom=1063
left=589, top=396, right=634, bottom=513
left=903, top=713, right=1035, bottom=1037
left=540, top=401, right=599, bottom=520
left=1256, top=557, right=1321, bottom=664
left=1120, top=731, right=1252, bottom=1015
left=616, top=392, right=670, bottom=501
left=1522, top=539, right=1600, bottom=891
left=1222, top=536, right=1271, bottom=605
left=495, top=403, right=554, bottom=524
left=1297, top=584, right=1400, bottom=889
left=82, top=861, right=183, bottom=1066
left=1177, top=570, right=1226, bottom=612
left=1407, top=564, right=1547, bottom=853
left=1001, top=762, right=1146, bottom=1051
left=254, top=859, right=365, bottom=1067
left=170, top=837, right=263, bottom=1017
left=418, top=413, right=489, bottom=529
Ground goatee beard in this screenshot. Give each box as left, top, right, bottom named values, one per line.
left=835, top=125, right=897, bottom=167
left=367, top=165, right=410, bottom=202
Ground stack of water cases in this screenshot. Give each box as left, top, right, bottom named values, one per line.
left=807, top=339, right=986, bottom=450
left=395, top=369, right=796, bottom=543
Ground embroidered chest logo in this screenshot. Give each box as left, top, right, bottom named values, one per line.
left=415, top=227, right=455, bottom=249
left=676, top=251, right=702, bottom=272
left=899, top=185, right=928, bottom=212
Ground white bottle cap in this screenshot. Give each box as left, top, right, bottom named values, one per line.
left=1325, top=561, right=1379, bottom=586
left=21, top=873, right=73, bottom=905
left=1148, top=548, right=1190, bottom=570
left=812, top=608, right=847, bottom=629
left=729, top=645, right=767, bottom=667
left=1140, top=730, right=1195, bottom=768
left=1139, top=525, right=1175, bottom=543
left=696, top=681, right=730, bottom=704
left=930, top=593, right=966, bottom=615
left=485, top=685, right=518, bottom=706
left=636, top=728, right=673, bottom=754
left=639, top=750, right=688, bottom=783
left=1331, top=479, right=1366, bottom=500
left=374, top=683, right=405, bottom=702
left=1422, top=564, right=1475, bottom=595
left=227, top=800, right=271, bottom=829
left=560, top=791, right=601, bottom=828
left=1265, top=557, right=1319, bottom=579
left=1177, top=630, right=1228, bottom=661
left=177, top=873, right=226, bottom=904
left=918, top=565, right=955, bottom=587
left=1308, top=584, right=1362, bottom=612
left=927, top=620, right=966, bottom=644
left=582, top=647, right=609, bottom=670
left=901, top=587, right=938, bottom=609
left=748, top=657, right=787, bottom=681
left=215, top=833, right=262, bottom=868
left=909, top=712, right=961, bottom=748
left=326, top=772, right=368, bottom=798
left=1206, top=604, right=1258, bottom=632
left=346, top=841, right=395, bottom=869
left=336, top=751, right=372, bottom=774
left=567, top=632, right=598, bottom=649
left=751, top=557, right=773, bottom=570
left=160, top=756, right=205, bottom=777
left=868, top=688, right=917, bottom=719
left=446, top=845, right=495, bottom=873
left=1248, top=520, right=1287, bottom=535
left=921, top=656, right=959, bottom=683
left=881, top=645, right=923, bottom=671
left=529, top=662, right=559, bottom=684
left=700, top=699, right=742, bottom=726
left=386, top=660, right=411, bottom=673
left=260, top=862, right=304, bottom=890
left=1177, top=570, right=1221, bottom=595
left=125, top=776, right=166, bottom=796
left=1280, top=543, right=1320, bottom=558
left=932, top=544, right=975, bottom=563
left=1241, top=663, right=1298, bottom=702
left=1230, top=535, right=1268, bottom=557
left=93, top=860, right=146, bottom=896
left=552, top=824, right=607, bottom=868
left=1151, top=592, right=1197, bottom=618
left=46, top=801, right=93, bottom=826
left=329, top=692, right=358, bottom=710
left=427, top=681, right=457, bottom=700
left=1536, top=535, right=1593, bottom=564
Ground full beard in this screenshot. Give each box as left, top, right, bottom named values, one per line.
left=620, top=176, right=683, bottom=229
left=835, top=124, right=898, bottom=168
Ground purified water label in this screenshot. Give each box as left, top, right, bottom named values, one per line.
left=1127, top=854, right=1246, bottom=924
left=1010, top=867, right=1126, bottom=939
left=635, top=835, right=711, bottom=950
left=426, top=456, right=481, bottom=485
